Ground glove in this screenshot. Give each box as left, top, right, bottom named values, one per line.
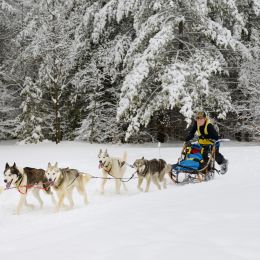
left=184, top=141, right=191, bottom=147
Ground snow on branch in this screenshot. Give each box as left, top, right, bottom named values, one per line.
left=116, top=0, right=140, bottom=23
left=118, top=23, right=174, bottom=120
left=200, top=19, right=251, bottom=59
left=123, top=13, right=167, bottom=68
left=92, top=0, right=118, bottom=43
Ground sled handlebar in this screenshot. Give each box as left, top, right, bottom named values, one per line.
left=184, top=138, right=230, bottom=146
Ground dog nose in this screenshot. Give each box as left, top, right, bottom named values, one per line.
left=4, top=179, right=7, bottom=183
left=99, top=160, right=102, bottom=163
left=48, top=178, right=52, bottom=182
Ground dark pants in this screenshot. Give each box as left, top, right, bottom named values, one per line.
left=202, top=146, right=225, bottom=165
left=215, top=148, right=225, bottom=165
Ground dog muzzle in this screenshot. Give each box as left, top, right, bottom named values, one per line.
left=98, top=161, right=104, bottom=169
left=4, top=179, right=13, bottom=189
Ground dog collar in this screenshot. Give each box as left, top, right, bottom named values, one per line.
left=103, top=163, right=112, bottom=173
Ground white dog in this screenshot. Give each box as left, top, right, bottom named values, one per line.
left=45, top=162, right=91, bottom=212
left=98, top=149, right=127, bottom=194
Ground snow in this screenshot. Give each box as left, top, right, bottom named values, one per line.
left=0, top=141, right=260, bottom=260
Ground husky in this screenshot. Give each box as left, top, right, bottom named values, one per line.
left=98, top=149, right=127, bottom=194
left=45, top=162, right=91, bottom=212
left=3, top=163, right=55, bottom=214
left=133, top=158, right=172, bottom=192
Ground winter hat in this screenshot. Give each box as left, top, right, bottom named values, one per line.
left=196, top=111, right=207, bottom=119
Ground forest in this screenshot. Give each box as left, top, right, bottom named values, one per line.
left=0, top=0, right=260, bottom=143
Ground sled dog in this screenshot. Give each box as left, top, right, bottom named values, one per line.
left=45, top=162, right=91, bottom=212
left=3, top=163, right=54, bottom=214
left=133, top=158, right=171, bottom=192
left=98, top=149, right=127, bottom=194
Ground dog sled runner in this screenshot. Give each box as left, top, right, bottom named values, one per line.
left=170, top=141, right=220, bottom=184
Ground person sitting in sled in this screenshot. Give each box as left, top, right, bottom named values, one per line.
left=184, top=111, right=228, bottom=174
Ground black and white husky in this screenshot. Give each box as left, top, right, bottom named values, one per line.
left=133, top=158, right=171, bottom=192
left=98, top=149, right=127, bottom=194
left=45, top=162, right=92, bottom=212
left=3, top=163, right=55, bottom=214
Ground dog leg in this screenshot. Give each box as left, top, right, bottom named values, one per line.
left=115, top=179, right=121, bottom=194
left=82, top=190, right=89, bottom=204
left=152, top=174, right=161, bottom=190
left=55, top=192, right=66, bottom=213
left=24, top=198, right=35, bottom=209
left=51, top=193, right=57, bottom=206
left=67, top=191, right=75, bottom=209
left=163, top=178, right=167, bottom=189
left=77, top=186, right=89, bottom=205
left=32, top=189, right=43, bottom=208
left=100, top=173, right=108, bottom=194
left=16, top=194, right=26, bottom=215
left=122, top=182, right=128, bottom=192
left=137, top=176, right=144, bottom=192
left=145, top=175, right=152, bottom=192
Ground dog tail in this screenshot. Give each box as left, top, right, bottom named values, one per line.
left=81, top=172, right=92, bottom=184
left=122, top=151, right=128, bottom=164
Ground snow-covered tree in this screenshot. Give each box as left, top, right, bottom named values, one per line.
left=16, top=77, right=44, bottom=143
left=0, top=0, right=260, bottom=143
left=111, top=0, right=251, bottom=139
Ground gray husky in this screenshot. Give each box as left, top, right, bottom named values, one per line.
left=3, top=163, right=55, bottom=214
left=133, top=158, right=171, bottom=192
left=45, top=162, right=92, bottom=212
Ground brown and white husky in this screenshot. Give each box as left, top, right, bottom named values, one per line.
left=3, top=163, right=55, bottom=214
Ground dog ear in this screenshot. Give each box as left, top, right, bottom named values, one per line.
left=13, top=162, right=17, bottom=168
left=54, top=162, right=58, bottom=168
left=105, top=149, right=109, bottom=157
left=48, top=162, right=51, bottom=168
left=141, top=156, right=144, bottom=160
left=98, top=149, right=102, bottom=156
left=5, top=163, right=9, bottom=170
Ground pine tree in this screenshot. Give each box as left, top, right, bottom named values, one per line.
left=16, top=77, right=44, bottom=143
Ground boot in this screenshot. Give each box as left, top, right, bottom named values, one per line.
left=220, top=159, right=228, bottom=174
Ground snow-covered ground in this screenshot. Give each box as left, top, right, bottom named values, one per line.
left=0, top=141, right=259, bottom=260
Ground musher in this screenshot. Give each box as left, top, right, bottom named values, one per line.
left=184, top=111, right=228, bottom=174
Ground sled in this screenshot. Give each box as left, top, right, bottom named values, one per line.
left=169, top=140, right=219, bottom=184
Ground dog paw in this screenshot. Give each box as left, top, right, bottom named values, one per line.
left=138, top=187, right=144, bottom=192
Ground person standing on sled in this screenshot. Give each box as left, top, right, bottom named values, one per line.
left=184, top=111, right=228, bottom=174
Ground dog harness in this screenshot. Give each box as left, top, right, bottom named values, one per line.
left=54, top=172, right=65, bottom=189
left=15, top=174, right=28, bottom=194
left=100, top=159, right=126, bottom=174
